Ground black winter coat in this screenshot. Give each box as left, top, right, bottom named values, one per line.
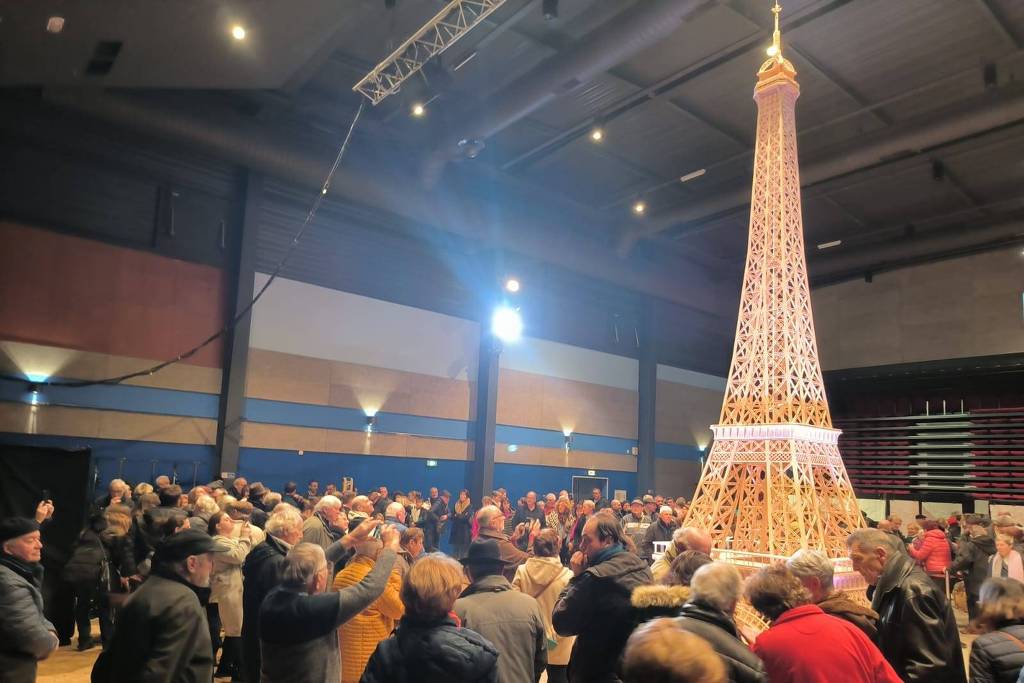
left=676, top=602, right=768, bottom=683
left=872, top=551, right=967, bottom=683
left=360, top=614, right=498, bottom=683
left=969, top=622, right=1024, bottom=683
left=552, top=548, right=653, bottom=683
left=91, top=570, right=213, bottom=683
left=449, top=503, right=474, bottom=547
left=951, top=534, right=997, bottom=597
left=241, top=534, right=289, bottom=683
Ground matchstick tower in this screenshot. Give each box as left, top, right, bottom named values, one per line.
left=684, top=2, right=863, bottom=564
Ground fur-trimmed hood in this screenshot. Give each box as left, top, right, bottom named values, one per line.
left=631, top=584, right=691, bottom=610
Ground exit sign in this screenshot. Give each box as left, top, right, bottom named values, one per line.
left=426, top=460, right=438, bottom=468
left=587, top=469, right=596, bottom=476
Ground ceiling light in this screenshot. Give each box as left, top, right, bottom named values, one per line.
left=46, top=16, right=65, bottom=34
left=817, top=240, right=842, bottom=250
left=766, top=45, right=779, bottom=57
left=590, top=127, right=604, bottom=142
left=632, top=200, right=646, bottom=216
left=680, top=168, right=706, bottom=183
left=411, top=102, right=426, bottom=117
left=231, top=25, right=247, bottom=40
left=504, top=277, right=520, bottom=293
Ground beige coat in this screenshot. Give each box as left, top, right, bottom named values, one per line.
left=211, top=534, right=251, bottom=635
left=512, top=556, right=575, bottom=666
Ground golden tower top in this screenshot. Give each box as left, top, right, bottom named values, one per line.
left=717, top=0, right=831, bottom=429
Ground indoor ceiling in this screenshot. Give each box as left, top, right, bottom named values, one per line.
left=1, top=0, right=1023, bottom=324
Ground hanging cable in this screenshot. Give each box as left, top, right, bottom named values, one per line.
left=6, top=99, right=365, bottom=389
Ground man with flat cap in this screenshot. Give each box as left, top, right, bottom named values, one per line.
left=92, top=529, right=226, bottom=682
left=455, top=539, right=547, bottom=683
left=0, top=501, right=58, bottom=683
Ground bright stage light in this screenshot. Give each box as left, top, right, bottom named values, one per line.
left=411, top=102, right=426, bottom=117
left=491, top=306, right=523, bottom=343
left=504, top=277, right=520, bottom=293
left=632, top=200, right=646, bottom=215
left=231, top=25, right=247, bottom=40
left=590, top=127, right=604, bottom=142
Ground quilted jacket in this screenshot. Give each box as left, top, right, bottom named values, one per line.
left=332, top=555, right=404, bottom=683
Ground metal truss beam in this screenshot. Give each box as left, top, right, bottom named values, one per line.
left=353, top=0, right=508, bottom=105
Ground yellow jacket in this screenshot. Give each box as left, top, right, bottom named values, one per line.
left=332, top=555, right=404, bottom=683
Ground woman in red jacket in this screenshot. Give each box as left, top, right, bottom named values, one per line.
left=745, top=565, right=901, bottom=683
left=908, top=518, right=953, bottom=594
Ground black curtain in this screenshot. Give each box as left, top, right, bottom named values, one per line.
left=0, top=444, right=93, bottom=642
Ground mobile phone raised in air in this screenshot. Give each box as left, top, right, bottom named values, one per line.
left=41, top=489, right=52, bottom=502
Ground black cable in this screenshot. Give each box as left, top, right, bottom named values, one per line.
left=5, top=98, right=366, bottom=389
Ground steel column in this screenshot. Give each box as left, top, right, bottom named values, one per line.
left=469, top=328, right=500, bottom=505
left=215, top=171, right=262, bottom=479
left=637, top=310, right=657, bottom=497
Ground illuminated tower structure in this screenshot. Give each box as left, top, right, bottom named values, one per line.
left=684, top=3, right=864, bottom=568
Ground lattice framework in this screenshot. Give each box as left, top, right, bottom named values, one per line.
left=353, top=0, right=507, bottom=105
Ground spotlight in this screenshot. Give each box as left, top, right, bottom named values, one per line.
left=632, top=200, right=646, bottom=216
left=504, top=277, right=520, bottom=293
left=411, top=102, right=426, bottom=117
left=543, top=0, right=559, bottom=21
left=491, top=306, right=523, bottom=343
left=365, top=415, right=378, bottom=433
left=564, top=433, right=573, bottom=453
left=698, top=443, right=707, bottom=452
left=590, top=127, right=604, bottom=143
left=46, top=16, right=65, bottom=34
left=766, top=44, right=778, bottom=57
left=231, top=25, right=247, bottom=40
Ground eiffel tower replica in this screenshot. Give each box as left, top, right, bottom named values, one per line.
left=684, top=2, right=864, bottom=569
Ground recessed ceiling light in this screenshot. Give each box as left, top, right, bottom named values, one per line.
left=231, top=25, right=246, bottom=40
left=411, top=102, right=426, bottom=117
left=632, top=200, right=646, bottom=215
left=504, top=277, right=520, bottom=293
left=46, top=16, right=65, bottom=34
left=590, top=127, right=604, bottom=142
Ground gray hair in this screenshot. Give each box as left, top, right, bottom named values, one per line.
left=265, top=506, right=303, bottom=540
left=690, top=562, right=742, bottom=613
left=314, top=495, right=342, bottom=513
left=351, top=496, right=373, bottom=513
left=386, top=501, right=405, bottom=518
left=476, top=505, right=502, bottom=528
left=263, top=492, right=282, bottom=507
left=786, top=549, right=834, bottom=593
left=193, top=495, right=219, bottom=516
left=846, top=528, right=901, bottom=554
left=672, top=527, right=689, bottom=544
left=582, top=499, right=596, bottom=511
left=282, top=543, right=326, bottom=586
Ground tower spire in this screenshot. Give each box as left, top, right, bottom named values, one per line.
left=768, top=1, right=783, bottom=61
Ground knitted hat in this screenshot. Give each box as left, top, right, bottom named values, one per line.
left=0, top=518, right=39, bottom=544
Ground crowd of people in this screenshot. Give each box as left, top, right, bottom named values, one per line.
left=1, top=473, right=1023, bottom=683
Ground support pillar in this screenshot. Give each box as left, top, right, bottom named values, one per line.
left=469, top=329, right=500, bottom=505
left=216, top=171, right=262, bottom=479
left=637, top=311, right=657, bottom=497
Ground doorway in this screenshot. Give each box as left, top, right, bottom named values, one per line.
left=572, top=475, right=609, bottom=505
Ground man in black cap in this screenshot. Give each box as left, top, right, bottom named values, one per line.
left=454, top=539, right=547, bottom=683
left=93, top=529, right=226, bottom=682
left=0, top=501, right=59, bottom=682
